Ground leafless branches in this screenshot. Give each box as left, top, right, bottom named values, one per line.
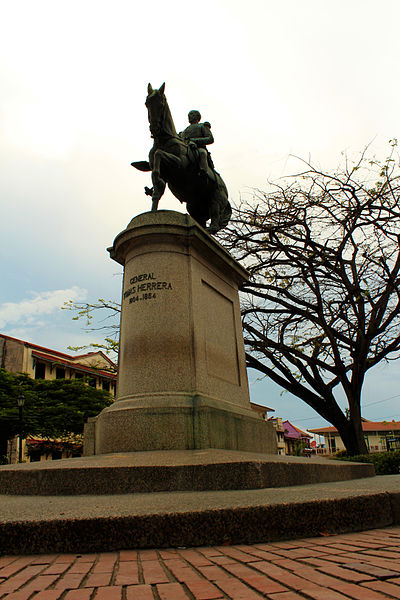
left=218, top=143, right=400, bottom=452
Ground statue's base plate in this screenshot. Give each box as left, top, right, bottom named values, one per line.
left=0, top=450, right=390, bottom=555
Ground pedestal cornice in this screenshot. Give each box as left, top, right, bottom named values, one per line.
left=107, top=210, right=248, bottom=288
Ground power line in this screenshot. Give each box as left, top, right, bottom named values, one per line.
left=362, top=393, right=400, bottom=408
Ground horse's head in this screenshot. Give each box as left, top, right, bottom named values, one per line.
left=145, top=83, right=176, bottom=139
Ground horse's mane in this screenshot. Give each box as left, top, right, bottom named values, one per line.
left=161, top=98, right=178, bottom=139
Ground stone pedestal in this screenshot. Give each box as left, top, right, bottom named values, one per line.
left=84, top=210, right=276, bottom=455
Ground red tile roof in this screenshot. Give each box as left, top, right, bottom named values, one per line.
left=309, top=421, right=400, bottom=434
left=1, top=333, right=116, bottom=368
left=31, top=351, right=116, bottom=379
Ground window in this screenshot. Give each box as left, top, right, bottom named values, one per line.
left=74, top=373, right=83, bottom=380
left=88, top=378, right=97, bottom=388
left=52, top=451, right=62, bottom=460
left=55, top=367, right=65, bottom=379
left=30, top=451, right=41, bottom=462
left=102, top=380, right=110, bottom=392
left=35, top=362, right=46, bottom=379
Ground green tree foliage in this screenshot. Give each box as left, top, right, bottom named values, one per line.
left=62, top=298, right=120, bottom=359
left=218, top=142, right=400, bottom=455
left=0, top=369, right=113, bottom=440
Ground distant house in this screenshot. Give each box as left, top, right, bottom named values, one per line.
left=249, top=403, right=283, bottom=454
left=0, top=333, right=117, bottom=394
left=249, top=406, right=308, bottom=456
left=309, top=420, right=400, bottom=454
left=249, top=402, right=275, bottom=420
left=269, top=417, right=286, bottom=455
left=282, top=420, right=312, bottom=455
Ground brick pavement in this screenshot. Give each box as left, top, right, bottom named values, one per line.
left=0, top=526, right=400, bottom=599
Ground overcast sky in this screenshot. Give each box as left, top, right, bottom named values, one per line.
left=1, top=0, right=399, bottom=430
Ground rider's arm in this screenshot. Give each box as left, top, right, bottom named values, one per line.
left=191, top=124, right=214, bottom=147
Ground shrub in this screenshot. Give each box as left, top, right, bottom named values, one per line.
left=334, top=450, right=349, bottom=458
left=333, top=451, right=400, bottom=475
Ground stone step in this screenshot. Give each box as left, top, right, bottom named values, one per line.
left=0, top=449, right=374, bottom=495
left=0, top=474, right=399, bottom=555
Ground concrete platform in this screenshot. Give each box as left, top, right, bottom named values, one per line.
left=0, top=450, right=398, bottom=556
left=0, top=475, right=399, bottom=555
left=0, top=449, right=374, bottom=495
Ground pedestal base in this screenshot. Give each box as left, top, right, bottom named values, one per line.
left=85, top=395, right=276, bottom=455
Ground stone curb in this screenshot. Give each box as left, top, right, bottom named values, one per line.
left=0, top=459, right=374, bottom=495
left=1, top=491, right=398, bottom=555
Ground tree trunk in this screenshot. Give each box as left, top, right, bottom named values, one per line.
left=335, top=417, right=368, bottom=455
left=320, top=395, right=368, bottom=455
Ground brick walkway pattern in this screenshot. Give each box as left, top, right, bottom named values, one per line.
left=0, top=526, right=400, bottom=599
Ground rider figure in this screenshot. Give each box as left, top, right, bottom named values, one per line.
left=179, top=110, right=214, bottom=177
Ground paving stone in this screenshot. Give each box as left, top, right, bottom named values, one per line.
left=267, top=593, right=306, bottom=600
left=0, top=527, right=400, bottom=600
left=84, top=572, right=112, bottom=587
left=362, top=580, right=400, bottom=598
left=329, top=580, right=394, bottom=599
left=342, top=561, right=399, bottom=579
left=314, top=562, right=375, bottom=582
left=119, top=550, right=138, bottom=561
left=198, top=565, right=232, bottom=580
left=67, top=561, right=94, bottom=574
left=32, top=592, right=64, bottom=599
left=139, top=550, right=159, bottom=561
left=64, top=590, right=93, bottom=599
left=54, top=572, right=86, bottom=590
left=214, top=577, right=265, bottom=599
left=94, top=585, right=123, bottom=599
left=156, top=582, right=190, bottom=599
left=185, top=579, right=225, bottom=599
left=0, top=591, right=34, bottom=600
left=141, top=559, right=169, bottom=584
left=125, top=585, right=155, bottom=599
left=178, top=549, right=212, bottom=567
left=215, top=547, right=257, bottom=562
left=21, top=574, right=59, bottom=592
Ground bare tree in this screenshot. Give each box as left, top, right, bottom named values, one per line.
left=218, top=142, right=400, bottom=455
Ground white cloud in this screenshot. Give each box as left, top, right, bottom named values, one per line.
left=0, top=287, right=87, bottom=328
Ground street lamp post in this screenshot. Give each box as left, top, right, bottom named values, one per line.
left=17, top=391, right=25, bottom=463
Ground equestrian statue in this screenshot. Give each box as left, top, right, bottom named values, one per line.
left=131, top=83, right=231, bottom=234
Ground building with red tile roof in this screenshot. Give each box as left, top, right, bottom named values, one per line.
left=309, top=420, right=400, bottom=454
left=0, top=333, right=117, bottom=394
left=0, top=333, right=118, bottom=463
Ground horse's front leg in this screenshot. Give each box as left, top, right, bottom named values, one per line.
left=151, top=150, right=182, bottom=211
left=151, top=150, right=166, bottom=211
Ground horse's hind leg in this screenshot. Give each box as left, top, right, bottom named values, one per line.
left=187, top=201, right=207, bottom=228
left=207, top=191, right=225, bottom=234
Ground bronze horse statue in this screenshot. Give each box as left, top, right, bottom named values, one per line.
left=132, top=83, right=231, bottom=234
